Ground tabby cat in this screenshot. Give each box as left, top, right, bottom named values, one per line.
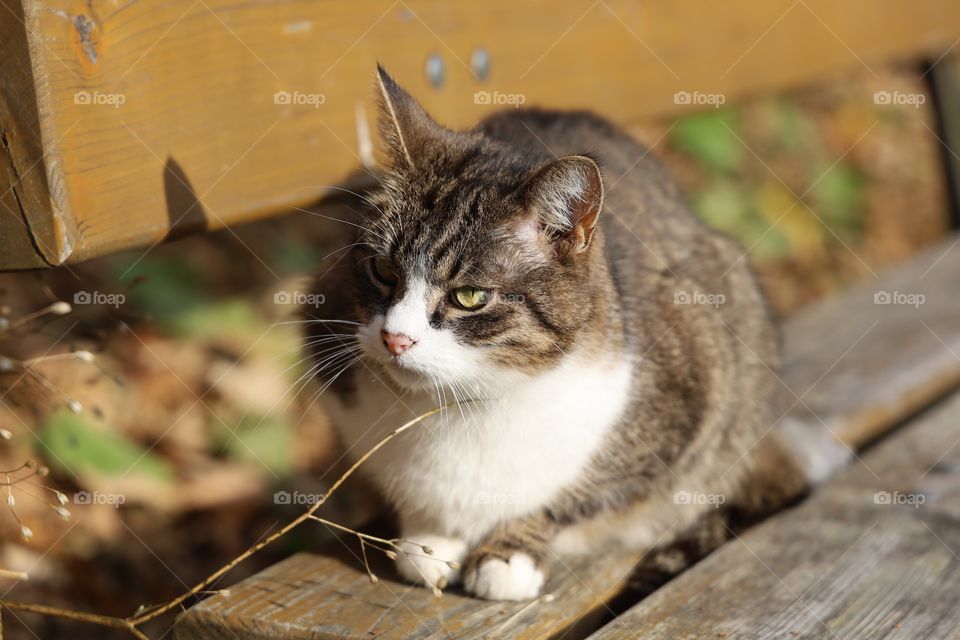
left=306, top=66, right=848, bottom=600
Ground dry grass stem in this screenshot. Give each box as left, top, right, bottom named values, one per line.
left=0, top=402, right=464, bottom=638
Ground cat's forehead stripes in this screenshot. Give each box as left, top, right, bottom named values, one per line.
left=374, top=188, right=492, bottom=285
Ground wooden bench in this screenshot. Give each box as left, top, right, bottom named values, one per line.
left=4, top=1, right=959, bottom=636
left=173, top=234, right=960, bottom=639
left=3, top=0, right=960, bottom=268
left=588, top=389, right=960, bottom=639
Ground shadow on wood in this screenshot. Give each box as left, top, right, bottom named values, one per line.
left=164, top=158, right=209, bottom=239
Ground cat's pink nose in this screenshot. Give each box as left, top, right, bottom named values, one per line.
left=382, top=331, right=416, bottom=356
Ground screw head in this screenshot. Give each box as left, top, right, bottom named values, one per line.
left=425, top=53, right=445, bottom=88
left=470, top=47, right=490, bottom=80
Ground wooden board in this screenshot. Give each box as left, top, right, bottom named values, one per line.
left=778, top=233, right=960, bottom=450
left=176, top=536, right=636, bottom=640
left=173, top=234, right=960, bottom=640
left=4, top=0, right=960, bottom=268
left=0, top=0, right=58, bottom=267
left=587, top=390, right=960, bottom=639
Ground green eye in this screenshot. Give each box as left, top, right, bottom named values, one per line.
left=371, top=256, right=398, bottom=285
left=450, top=286, right=490, bottom=310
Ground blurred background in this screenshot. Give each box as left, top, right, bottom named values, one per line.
left=1, top=1, right=958, bottom=637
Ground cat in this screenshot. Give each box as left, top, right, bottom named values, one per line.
left=306, top=65, right=849, bottom=601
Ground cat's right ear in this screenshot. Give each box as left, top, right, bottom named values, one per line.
left=523, top=155, right=604, bottom=255
left=375, top=64, right=447, bottom=171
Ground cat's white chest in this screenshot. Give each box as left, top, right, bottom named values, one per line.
left=325, top=352, right=633, bottom=543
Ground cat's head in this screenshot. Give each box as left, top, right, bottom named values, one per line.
left=350, top=66, right=607, bottom=392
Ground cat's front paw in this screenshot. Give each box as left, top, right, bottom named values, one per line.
left=464, top=552, right=545, bottom=601
left=395, top=534, right=467, bottom=590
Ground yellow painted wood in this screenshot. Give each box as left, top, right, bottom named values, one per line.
left=2, top=0, right=960, bottom=268
left=1, top=0, right=57, bottom=267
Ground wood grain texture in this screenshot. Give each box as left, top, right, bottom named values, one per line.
left=778, top=234, right=960, bottom=451
left=4, top=0, right=960, bottom=268
left=588, top=390, right=960, bottom=639
left=176, top=536, right=634, bottom=640
left=174, top=235, right=960, bottom=640
left=0, top=0, right=57, bottom=268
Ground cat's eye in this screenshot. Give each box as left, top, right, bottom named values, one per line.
left=370, top=256, right=399, bottom=286
left=450, top=286, right=490, bottom=311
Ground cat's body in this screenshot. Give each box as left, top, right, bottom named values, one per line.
left=308, top=68, right=845, bottom=600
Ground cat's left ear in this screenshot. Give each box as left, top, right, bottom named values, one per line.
left=523, top=155, right=604, bottom=254
left=375, top=64, right=449, bottom=170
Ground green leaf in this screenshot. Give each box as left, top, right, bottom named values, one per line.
left=693, top=180, right=751, bottom=233
left=743, top=217, right=792, bottom=261
left=692, top=180, right=792, bottom=260
left=767, top=98, right=818, bottom=155
left=214, top=414, right=294, bottom=475
left=271, top=237, right=326, bottom=273
left=672, top=110, right=743, bottom=172
left=810, top=162, right=864, bottom=235
left=167, top=298, right=259, bottom=340
left=40, top=411, right=173, bottom=481
left=113, top=255, right=208, bottom=319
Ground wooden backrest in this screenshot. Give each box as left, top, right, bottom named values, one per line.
left=2, top=0, right=959, bottom=268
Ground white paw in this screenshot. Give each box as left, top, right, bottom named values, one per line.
left=394, top=534, right=467, bottom=590
left=464, top=553, right=545, bottom=601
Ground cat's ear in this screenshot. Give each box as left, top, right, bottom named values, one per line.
left=523, top=155, right=604, bottom=254
left=375, top=64, right=447, bottom=170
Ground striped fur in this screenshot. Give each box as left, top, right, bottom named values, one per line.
left=306, top=67, right=809, bottom=601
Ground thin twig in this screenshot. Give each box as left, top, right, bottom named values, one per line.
left=0, top=601, right=149, bottom=640
left=0, top=402, right=461, bottom=638
left=128, top=402, right=450, bottom=626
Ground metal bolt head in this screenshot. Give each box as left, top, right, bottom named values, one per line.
left=470, top=47, right=490, bottom=80
left=425, top=53, right=445, bottom=88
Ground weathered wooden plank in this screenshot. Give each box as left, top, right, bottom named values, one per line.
left=587, top=391, right=960, bottom=639
left=0, top=0, right=57, bottom=268
left=5, top=0, right=960, bottom=268
left=178, top=537, right=632, bottom=640
left=173, top=234, right=960, bottom=640
left=778, top=233, right=960, bottom=451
